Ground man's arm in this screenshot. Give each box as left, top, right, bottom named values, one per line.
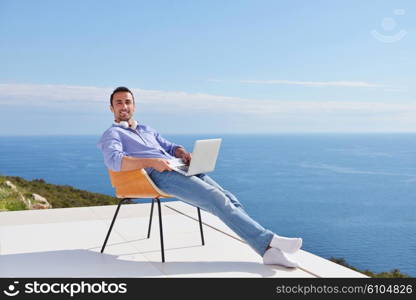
left=153, top=129, right=184, bottom=157
left=152, top=128, right=191, bottom=165
left=121, top=148, right=191, bottom=171
left=120, top=156, right=172, bottom=172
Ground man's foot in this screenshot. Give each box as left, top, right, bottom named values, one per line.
left=270, top=234, right=302, bottom=253
left=262, top=248, right=299, bottom=268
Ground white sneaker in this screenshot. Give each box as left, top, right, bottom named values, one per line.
left=262, top=248, right=299, bottom=268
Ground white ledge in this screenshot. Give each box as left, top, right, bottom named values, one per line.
left=0, top=201, right=367, bottom=278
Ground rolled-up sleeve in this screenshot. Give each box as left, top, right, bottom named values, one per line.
left=97, top=130, right=126, bottom=171
left=154, top=131, right=183, bottom=156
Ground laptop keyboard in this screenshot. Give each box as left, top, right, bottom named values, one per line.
left=168, top=159, right=189, bottom=172
left=177, top=165, right=189, bottom=172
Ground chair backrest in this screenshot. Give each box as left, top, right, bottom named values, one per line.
left=107, top=169, right=172, bottom=199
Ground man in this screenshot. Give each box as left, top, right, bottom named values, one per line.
left=97, top=86, right=303, bottom=267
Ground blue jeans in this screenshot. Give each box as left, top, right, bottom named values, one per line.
left=149, top=170, right=274, bottom=256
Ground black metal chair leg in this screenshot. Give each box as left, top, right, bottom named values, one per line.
left=156, top=198, right=165, bottom=263
left=197, top=207, right=205, bottom=246
left=101, top=198, right=128, bottom=253
left=147, top=198, right=155, bottom=238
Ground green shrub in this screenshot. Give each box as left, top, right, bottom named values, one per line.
left=2, top=197, right=28, bottom=211
left=329, top=257, right=410, bottom=278
left=0, top=175, right=119, bottom=210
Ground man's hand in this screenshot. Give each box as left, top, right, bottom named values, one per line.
left=150, top=158, right=173, bottom=172
left=175, top=147, right=192, bottom=165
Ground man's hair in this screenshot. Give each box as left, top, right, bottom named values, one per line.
left=110, top=86, right=135, bottom=106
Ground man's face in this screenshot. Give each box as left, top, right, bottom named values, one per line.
left=110, top=91, right=135, bottom=122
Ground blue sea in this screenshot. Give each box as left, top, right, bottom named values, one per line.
left=0, top=133, right=415, bottom=277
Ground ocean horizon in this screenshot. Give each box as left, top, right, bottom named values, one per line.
left=1, top=133, right=415, bottom=276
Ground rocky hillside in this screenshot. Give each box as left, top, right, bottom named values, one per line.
left=0, top=175, right=119, bottom=211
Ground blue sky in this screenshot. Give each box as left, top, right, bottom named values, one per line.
left=0, top=0, right=415, bottom=135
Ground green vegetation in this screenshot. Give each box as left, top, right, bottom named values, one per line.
left=330, top=257, right=410, bottom=278
left=0, top=175, right=119, bottom=211
left=0, top=183, right=27, bottom=211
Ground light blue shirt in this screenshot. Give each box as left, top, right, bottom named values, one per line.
left=97, top=124, right=182, bottom=173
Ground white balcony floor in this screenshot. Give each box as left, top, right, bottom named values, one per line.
left=0, top=201, right=367, bottom=278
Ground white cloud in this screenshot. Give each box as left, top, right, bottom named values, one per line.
left=0, top=83, right=415, bottom=117
left=0, top=83, right=111, bottom=102
left=211, top=79, right=385, bottom=88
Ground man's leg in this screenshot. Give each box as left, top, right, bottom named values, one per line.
left=194, top=173, right=248, bottom=214
left=149, top=170, right=274, bottom=256
left=193, top=173, right=302, bottom=256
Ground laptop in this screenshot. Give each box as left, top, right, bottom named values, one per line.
left=168, top=138, right=222, bottom=176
